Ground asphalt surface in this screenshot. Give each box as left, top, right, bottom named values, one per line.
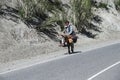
left=0, top=43, right=120, bottom=80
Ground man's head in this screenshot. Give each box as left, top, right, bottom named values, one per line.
left=65, top=20, right=69, bottom=26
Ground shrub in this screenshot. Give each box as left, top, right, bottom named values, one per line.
left=98, top=3, right=108, bottom=10
left=115, top=0, right=120, bottom=10
left=17, top=0, right=65, bottom=29
left=91, top=1, right=108, bottom=10
left=70, top=0, right=92, bottom=31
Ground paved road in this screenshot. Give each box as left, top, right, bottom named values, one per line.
left=0, top=43, right=120, bottom=80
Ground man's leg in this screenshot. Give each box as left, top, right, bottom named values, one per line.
left=71, top=43, right=74, bottom=53
left=67, top=43, right=71, bottom=54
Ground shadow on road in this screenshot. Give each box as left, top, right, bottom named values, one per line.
left=64, top=51, right=82, bottom=55
left=73, top=51, right=82, bottom=54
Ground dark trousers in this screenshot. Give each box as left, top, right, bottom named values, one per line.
left=67, top=42, right=74, bottom=53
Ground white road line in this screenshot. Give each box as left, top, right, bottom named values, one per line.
left=0, top=51, right=83, bottom=75
left=87, top=61, right=120, bottom=80
left=0, top=55, right=68, bottom=75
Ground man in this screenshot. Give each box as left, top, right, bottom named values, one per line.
left=63, top=21, right=75, bottom=54
left=59, top=21, right=73, bottom=46
left=64, top=21, right=75, bottom=36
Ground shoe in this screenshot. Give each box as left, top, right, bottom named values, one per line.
left=68, top=51, right=71, bottom=54
left=72, top=50, right=74, bottom=53
left=59, top=44, right=64, bottom=47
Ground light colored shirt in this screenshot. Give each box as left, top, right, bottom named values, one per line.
left=65, top=24, right=73, bottom=35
